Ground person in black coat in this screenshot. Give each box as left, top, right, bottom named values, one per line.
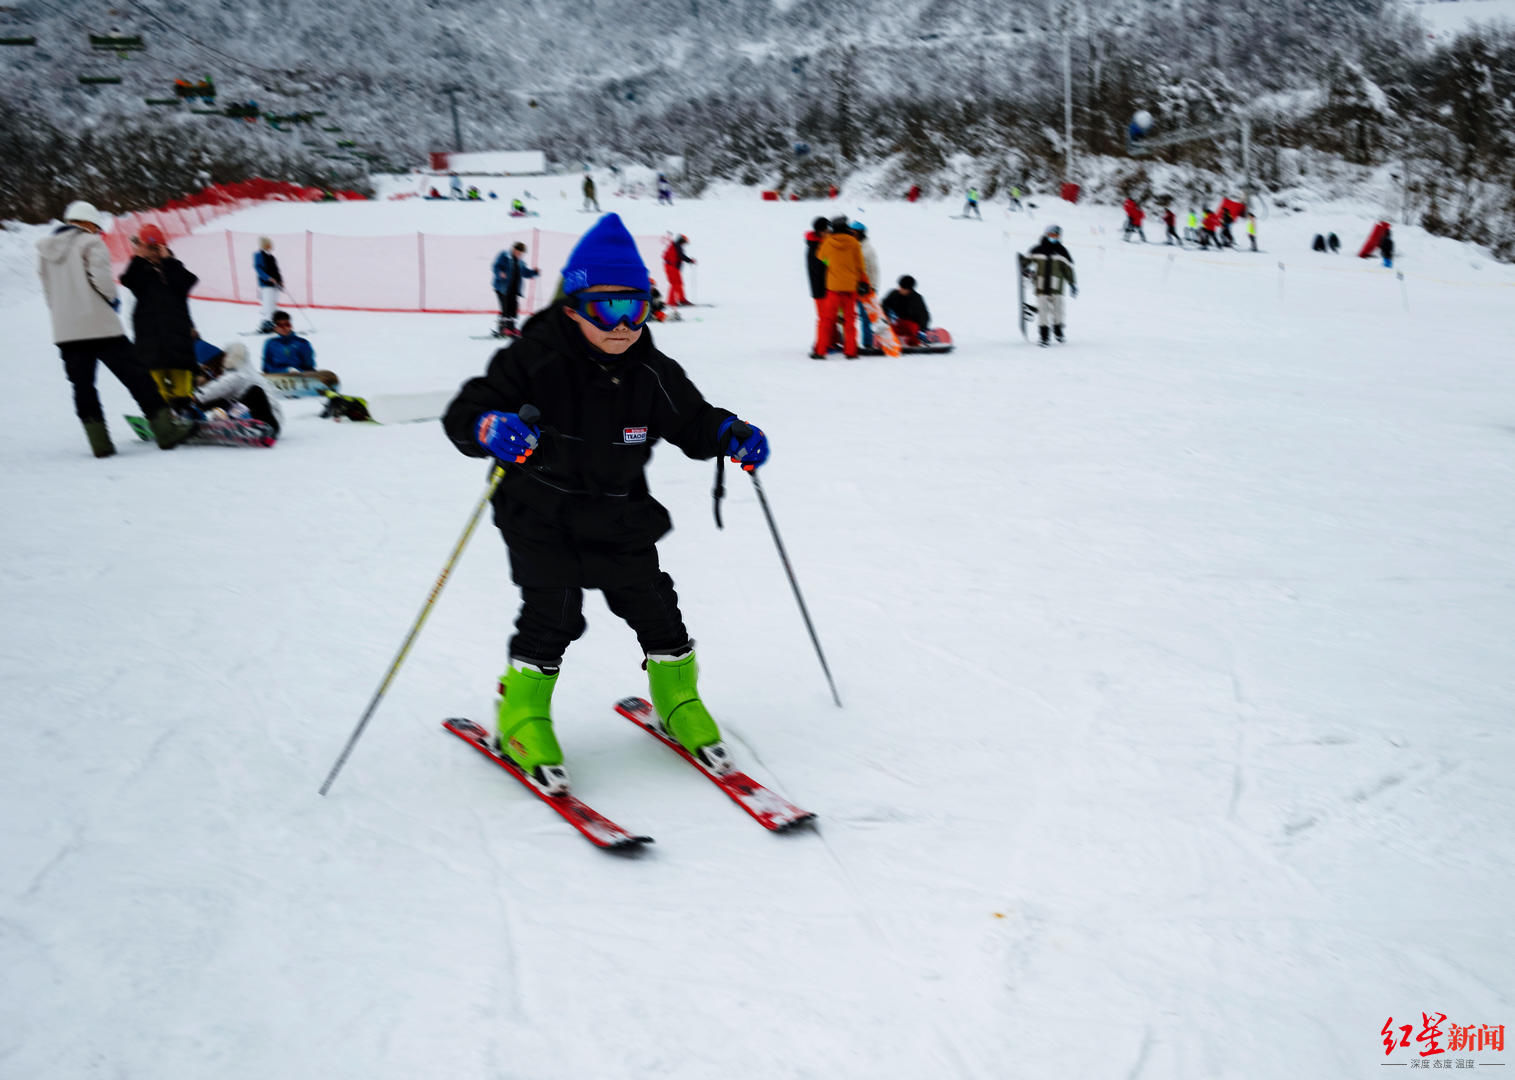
left=120, top=224, right=200, bottom=400
left=881, top=275, right=930, bottom=345
left=805, top=214, right=830, bottom=321
left=442, top=212, right=770, bottom=792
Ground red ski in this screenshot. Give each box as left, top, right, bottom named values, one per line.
left=442, top=718, right=652, bottom=851
left=613, top=697, right=816, bottom=832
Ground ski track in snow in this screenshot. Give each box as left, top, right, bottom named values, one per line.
left=2, top=183, right=1513, bottom=1078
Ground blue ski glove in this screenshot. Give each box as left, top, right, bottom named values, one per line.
left=716, top=416, right=768, bottom=471
left=476, top=410, right=540, bottom=464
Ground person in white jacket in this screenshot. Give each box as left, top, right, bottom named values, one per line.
left=852, top=220, right=881, bottom=350
left=37, top=200, right=192, bottom=457
left=194, top=341, right=283, bottom=438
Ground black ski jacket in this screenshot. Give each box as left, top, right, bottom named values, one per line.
left=442, top=307, right=734, bottom=588
left=881, top=288, right=930, bottom=329
left=121, top=255, right=199, bottom=371
left=1026, top=238, right=1075, bottom=295
left=804, top=231, right=828, bottom=299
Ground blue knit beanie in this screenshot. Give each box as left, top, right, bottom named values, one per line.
left=561, top=213, right=650, bottom=294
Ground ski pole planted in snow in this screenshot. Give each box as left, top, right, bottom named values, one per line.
left=280, top=286, right=318, bottom=334
left=729, top=421, right=842, bottom=708
left=319, top=405, right=541, bottom=795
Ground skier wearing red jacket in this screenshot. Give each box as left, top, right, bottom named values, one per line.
left=663, top=234, right=694, bottom=306
left=1122, top=198, right=1147, bottom=242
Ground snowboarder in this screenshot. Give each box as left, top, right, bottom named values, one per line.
left=193, top=341, right=283, bottom=438
left=260, top=311, right=338, bottom=387
left=962, top=187, right=982, bottom=219
left=440, top=212, right=770, bottom=793
left=1379, top=225, right=1394, bottom=268
left=582, top=174, right=599, bottom=212
left=1163, top=207, right=1181, bottom=246
left=510, top=198, right=528, bottom=218
left=663, top=233, right=694, bottom=307
left=121, top=224, right=200, bottom=401
left=881, top=275, right=930, bottom=347
left=37, top=199, right=191, bottom=457
left=253, top=237, right=282, bottom=334
left=813, top=216, right=868, bottom=359
left=1024, top=224, right=1077, bottom=347
left=492, top=241, right=540, bottom=338
left=656, top=173, right=673, bottom=206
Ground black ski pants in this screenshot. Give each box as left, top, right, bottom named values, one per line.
left=495, top=290, right=520, bottom=321
left=59, top=335, right=166, bottom=424
left=510, top=572, right=691, bottom=667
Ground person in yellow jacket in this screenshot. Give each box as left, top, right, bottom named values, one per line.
left=812, top=216, right=870, bottom=359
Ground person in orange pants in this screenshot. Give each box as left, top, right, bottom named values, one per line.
left=812, top=217, right=868, bottom=359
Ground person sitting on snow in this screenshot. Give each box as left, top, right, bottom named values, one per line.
left=510, top=198, right=528, bottom=217
left=194, top=340, right=283, bottom=438
left=881, top=275, right=931, bottom=347
left=260, top=311, right=339, bottom=389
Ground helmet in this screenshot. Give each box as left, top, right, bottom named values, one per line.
left=138, top=224, right=166, bottom=245
left=850, top=220, right=866, bottom=234
left=1044, top=224, right=1061, bottom=238
left=63, top=200, right=103, bottom=227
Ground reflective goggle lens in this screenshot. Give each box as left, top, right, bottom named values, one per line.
left=576, top=293, right=652, bottom=331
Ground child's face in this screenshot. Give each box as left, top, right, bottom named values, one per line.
left=564, top=286, right=643, bottom=356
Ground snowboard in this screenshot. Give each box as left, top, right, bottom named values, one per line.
left=859, top=327, right=954, bottom=356
left=126, top=414, right=276, bottom=447
left=320, top=389, right=451, bottom=425
left=266, top=372, right=335, bottom=398
left=1017, top=254, right=1036, bottom=341
left=858, top=293, right=901, bottom=358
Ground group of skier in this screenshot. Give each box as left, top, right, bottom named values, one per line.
left=804, top=215, right=935, bottom=358
left=1123, top=198, right=1258, bottom=252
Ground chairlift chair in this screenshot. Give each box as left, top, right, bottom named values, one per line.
left=78, top=73, right=123, bottom=85
left=0, top=35, right=35, bottom=45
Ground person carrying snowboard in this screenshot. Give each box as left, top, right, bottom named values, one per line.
left=441, top=212, right=770, bottom=793
left=1024, top=224, right=1077, bottom=347
left=662, top=233, right=694, bottom=306
left=492, top=241, right=539, bottom=338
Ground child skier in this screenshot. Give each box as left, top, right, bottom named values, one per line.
left=441, top=212, right=770, bottom=794
left=963, top=187, right=982, bottom=219
left=1121, top=198, right=1147, bottom=242
left=1025, top=224, right=1077, bottom=347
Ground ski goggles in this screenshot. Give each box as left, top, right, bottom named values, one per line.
left=571, top=291, right=653, bottom=332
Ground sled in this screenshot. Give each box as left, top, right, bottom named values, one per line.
left=858, top=292, right=901, bottom=358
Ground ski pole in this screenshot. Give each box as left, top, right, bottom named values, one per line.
left=319, top=405, right=540, bottom=795
left=279, top=285, right=318, bottom=334
left=730, top=422, right=842, bottom=708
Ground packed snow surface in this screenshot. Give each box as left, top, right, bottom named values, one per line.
left=2, top=182, right=1512, bottom=1079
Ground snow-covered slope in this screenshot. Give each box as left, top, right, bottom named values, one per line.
left=2, top=186, right=1512, bottom=1078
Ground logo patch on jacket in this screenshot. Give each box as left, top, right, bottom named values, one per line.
left=623, top=426, right=648, bottom=444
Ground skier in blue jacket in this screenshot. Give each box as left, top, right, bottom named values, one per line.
left=252, top=237, right=282, bottom=333
left=260, top=311, right=339, bottom=388
left=491, top=241, right=539, bottom=338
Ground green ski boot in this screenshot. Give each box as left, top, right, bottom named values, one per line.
left=496, top=662, right=569, bottom=794
left=646, top=650, right=733, bottom=774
